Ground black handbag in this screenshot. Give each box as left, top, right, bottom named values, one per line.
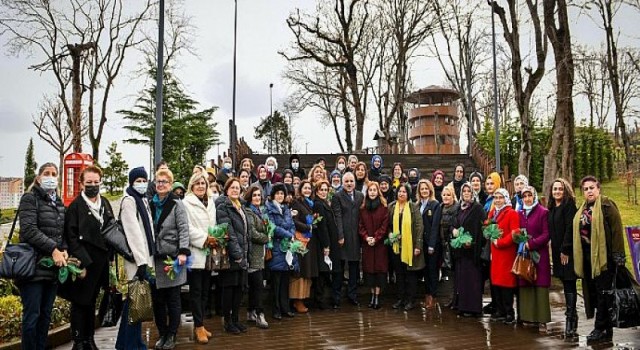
left=0, top=209, right=36, bottom=280
left=604, top=266, right=640, bottom=329
left=102, top=218, right=134, bottom=262
left=480, top=239, right=491, bottom=263
left=98, top=286, right=124, bottom=327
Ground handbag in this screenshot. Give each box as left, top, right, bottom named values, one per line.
left=0, top=209, right=36, bottom=280
left=480, top=240, right=491, bottom=263
left=511, top=244, right=537, bottom=284
left=128, top=279, right=153, bottom=324
left=205, top=247, right=230, bottom=271
left=102, top=218, right=134, bottom=262
left=604, top=266, right=640, bottom=328
left=98, top=286, right=124, bottom=327
left=264, top=248, right=273, bottom=262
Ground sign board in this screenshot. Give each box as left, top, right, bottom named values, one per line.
left=625, top=226, right=640, bottom=283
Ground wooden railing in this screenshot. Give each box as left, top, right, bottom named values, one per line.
left=471, top=140, right=514, bottom=194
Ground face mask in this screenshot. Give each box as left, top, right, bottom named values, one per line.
left=337, top=164, right=345, bottom=171
left=133, top=182, right=148, bottom=195
left=292, top=162, right=299, bottom=170
left=40, top=176, right=58, bottom=191
left=332, top=183, right=341, bottom=189
left=211, top=193, right=220, bottom=200
left=84, top=185, right=100, bottom=198
left=224, top=163, right=232, bottom=170
left=267, top=165, right=275, bottom=172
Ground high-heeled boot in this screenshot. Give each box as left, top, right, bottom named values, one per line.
left=564, top=292, right=578, bottom=339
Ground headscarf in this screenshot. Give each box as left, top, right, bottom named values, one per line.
left=493, top=188, right=511, bottom=213
left=431, top=169, right=445, bottom=186
left=513, top=174, right=529, bottom=211
left=521, top=185, right=538, bottom=216
left=370, top=154, right=383, bottom=170
left=330, top=170, right=342, bottom=190
left=487, top=172, right=502, bottom=189
left=459, top=182, right=474, bottom=210
left=514, top=174, right=529, bottom=190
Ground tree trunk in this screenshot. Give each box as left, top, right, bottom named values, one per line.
left=70, top=45, right=83, bottom=153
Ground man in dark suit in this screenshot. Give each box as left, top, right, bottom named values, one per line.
left=331, top=172, right=364, bottom=307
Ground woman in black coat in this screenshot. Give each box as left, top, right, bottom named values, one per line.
left=416, top=180, right=440, bottom=310
left=62, top=166, right=113, bottom=349
left=312, top=180, right=342, bottom=309
left=215, top=178, right=250, bottom=335
left=548, top=178, right=578, bottom=339
left=17, top=162, right=67, bottom=350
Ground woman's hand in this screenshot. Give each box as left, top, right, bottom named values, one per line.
left=52, top=248, right=67, bottom=267
left=414, top=248, right=421, bottom=256
left=428, top=247, right=435, bottom=255
left=464, top=242, right=471, bottom=248
left=452, top=228, right=459, bottom=238
left=524, top=242, right=530, bottom=251
left=323, top=248, right=330, bottom=257
left=204, top=236, right=218, bottom=248
left=177, top=254, right=187, bottom=266
left=338, top=238, right=344, bottom=246
left=291, top=209, right=298, bottom=217
left=560, top=253, right=569, bottom=265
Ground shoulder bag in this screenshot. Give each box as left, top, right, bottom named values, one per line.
left=511, top=243, right=537, bottom=284
left=0, top=209, right=36, bottom=280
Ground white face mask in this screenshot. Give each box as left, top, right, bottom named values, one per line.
left=133, top=182, right=148, bottom=195
left=337, top=164, right=345, bottom=171
left=211, top=193, right=220, bottom=200
left=40, top=176, right=58, bottom=191
left=291, top=162, right=299, bottom=170
left=223, top=163, right=232, bottom=170
left=267, top=165, right=275, bottom=172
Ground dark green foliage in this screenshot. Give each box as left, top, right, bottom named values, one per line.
left=118, top=66, right=220, bottom=184
left=102, top=141, right=129, bottom=195
left=254, top=110, right=291, bottom=154
left=23, top=138, right=37, bottom=187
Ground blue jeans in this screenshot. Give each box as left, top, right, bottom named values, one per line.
left=116, top=299, right=147, bottom=350
left=18, top=280, right=58, bottom=350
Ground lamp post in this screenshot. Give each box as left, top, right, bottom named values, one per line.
left=489, top=0, right=501, bottom=171
left=154, top=0, right=165, bottom=169
left=231, top=0, right=238, bottom=165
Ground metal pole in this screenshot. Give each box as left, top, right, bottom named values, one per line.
left=154, top=0, right=165, bottom=168
left=490, top=0, right=501, bottom=171
left=231, top=0, right=238, bottom=165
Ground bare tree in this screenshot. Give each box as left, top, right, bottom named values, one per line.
left=281, top=0, right=371, bottom=151
left=0, top=0, right=153, bottom=161
left=32, top=97, right=76, bottom=175
left=574, top=46, right=613, bottom=127
left=491, top=0, right=548, bottom=176
left=542, top=0, right=576, bottom=194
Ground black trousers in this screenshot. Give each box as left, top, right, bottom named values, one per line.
left=151, top=285, right=182, bottom=336
left=313, top=272, right=329, bottom=306
left=331, top=270, right=343, bottom=304
left=271, top=271, right=290, bottom=315
left=342, top=260, right=360, bottom=301
left=391, top=254, right=418, bottom=302
left=70, top=301, right=97, bottom=340
left=424, top=243, right=441, bottom=296
left=493, top=286, right=515, bottom=317
left=583, top=250, right=616, bottom=331
left=248, top=270, right=264, bottom=313
left=188, top=269, right=211, bottom=327
left=562, top=279, right=577, bottom=294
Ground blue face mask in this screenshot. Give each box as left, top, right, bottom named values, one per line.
left=40, top=176, right=58, bottom=191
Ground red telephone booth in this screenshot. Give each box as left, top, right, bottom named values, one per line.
left=63, top=153, right=94, bottom=206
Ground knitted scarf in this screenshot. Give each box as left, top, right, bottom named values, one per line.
left=573, top=195, right=607, bottom=278
left=393, top=201, right=413, bottom=266
left=126, top=186, right=156, bottom=256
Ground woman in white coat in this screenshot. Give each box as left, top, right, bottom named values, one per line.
left=116, top=167, right=156, bottom=350
left=182, top=172, right=218, bottom=344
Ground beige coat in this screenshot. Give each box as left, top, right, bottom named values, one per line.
left=183, top=193, right=216, bottom=269
left=120, top=194, right=155, bottom=280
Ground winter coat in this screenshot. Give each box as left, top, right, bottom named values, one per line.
left=60, top=195, right=112, bottom=305
left=418, top=200, right=441, bottom=249
left=388, top=201, right=425, bottom=271
left=291, top=197, right=319, bottom=279
left=150, top=193, right=191, bottom=289
left=268, top=171, right=283, bottom=184
left=215, top=195, right=249, bottom=271
left=433, top=202, right=460, bottom=269
left=518, top=204, right=551, bottom=288
left=265, top=200, right=299, bottom=272
left=120, top=194, right=155, bottom=281
left=313, top=198, right=342, bottom=273
left=548, top=200, right=577, bottom=280
left=453, top=202, right=486, bottom=265
left=182, top=193, right=216, bottom=270
left=17, top=186, right=65, bottom=283
left=331, top=189, right=364, bottom=262
left=358, top=202, right=389, bottom=274
left=487, top=206, right=519, bottom=288
left=244, top=206, right=269, bottom=271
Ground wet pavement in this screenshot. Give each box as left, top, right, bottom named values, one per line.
left=54, top=286, right=640, bottom=350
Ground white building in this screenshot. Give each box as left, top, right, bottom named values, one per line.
left=0, top=177, right=24, bottom=209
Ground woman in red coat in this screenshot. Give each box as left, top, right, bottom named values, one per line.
left=358, top=181, right=389, bottom=309
left=487, top=188, right=519, bottom=324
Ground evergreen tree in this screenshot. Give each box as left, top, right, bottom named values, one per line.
left=102, top=141, right=129, bottom=195
left=118, top=66, right=220, bottom=184
left=254, top=110, right=292, bottom=154
left=24, top=138, right=37, bottom=187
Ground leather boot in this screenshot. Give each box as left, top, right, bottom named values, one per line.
left=256, top=312, right=270, bottom=329
left=87, top=336, right=98, bottom=350
left=368, top=294, right=375, bottom=308
left=373, top=294, right=381, bottom=310
left=293, top=299, right=308, bottom=313
left=564, top=292, right=578, bottom=339
left=233, top=314, right=247, bottom=333
left=203, top=327, right=212, bottom=338
left=71, top=340, right=89, bottom=350
left=161, top=333, right=176, bottom=350
left=194, top=326, right=209, bottom=344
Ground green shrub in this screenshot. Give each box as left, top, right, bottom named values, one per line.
left=0, top=295, right=70, bottom=343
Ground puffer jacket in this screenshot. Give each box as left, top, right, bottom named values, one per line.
left=265, top=200, right=299, bottom=272
left=244, top=205, right=269, bottom=271
left=17, top=185, right=66, bottom=282
left=182, top=193, right=216, bottom=270
left=215, top=195, right=249, bottom=271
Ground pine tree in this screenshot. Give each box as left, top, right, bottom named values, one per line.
left=102, top=141, right=129, bottom=195
left=24, top=138, right=37, bottom=187
left=254, top=110, right=292, bottom=154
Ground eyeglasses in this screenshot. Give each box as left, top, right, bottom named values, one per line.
left=156, top=180, right=170, bottom=185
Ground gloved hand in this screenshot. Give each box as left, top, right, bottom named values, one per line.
left=135, top=264, right=148, bottom=280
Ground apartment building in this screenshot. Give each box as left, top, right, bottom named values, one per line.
left=0, top=177, right=24, bottom=209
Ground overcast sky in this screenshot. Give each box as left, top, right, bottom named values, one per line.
left=0, top=1, right=638, bottom=177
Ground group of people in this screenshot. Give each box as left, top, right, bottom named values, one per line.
left=15, top=153, right=627, bottom=350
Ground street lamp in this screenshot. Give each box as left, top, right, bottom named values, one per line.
left=488, top=0, right=501, bottom=171
left=231, top=0, right=238, bottom=165
left=154, top=0, right=165, bottom=168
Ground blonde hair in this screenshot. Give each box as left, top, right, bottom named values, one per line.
left=187, top=172, right=209, bottom=195
left=156, top=169, right=174, bottom=184
left=309, top=164, right=327, bottom=184
left=416, top=179, right=435, bottom=202
left=442, top=183, right=457, bottom=203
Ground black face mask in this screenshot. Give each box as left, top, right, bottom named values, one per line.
left=84, top=185, right=100, bottom=198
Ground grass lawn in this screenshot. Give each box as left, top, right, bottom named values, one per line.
left=0, top=209, right=17, bottom=225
